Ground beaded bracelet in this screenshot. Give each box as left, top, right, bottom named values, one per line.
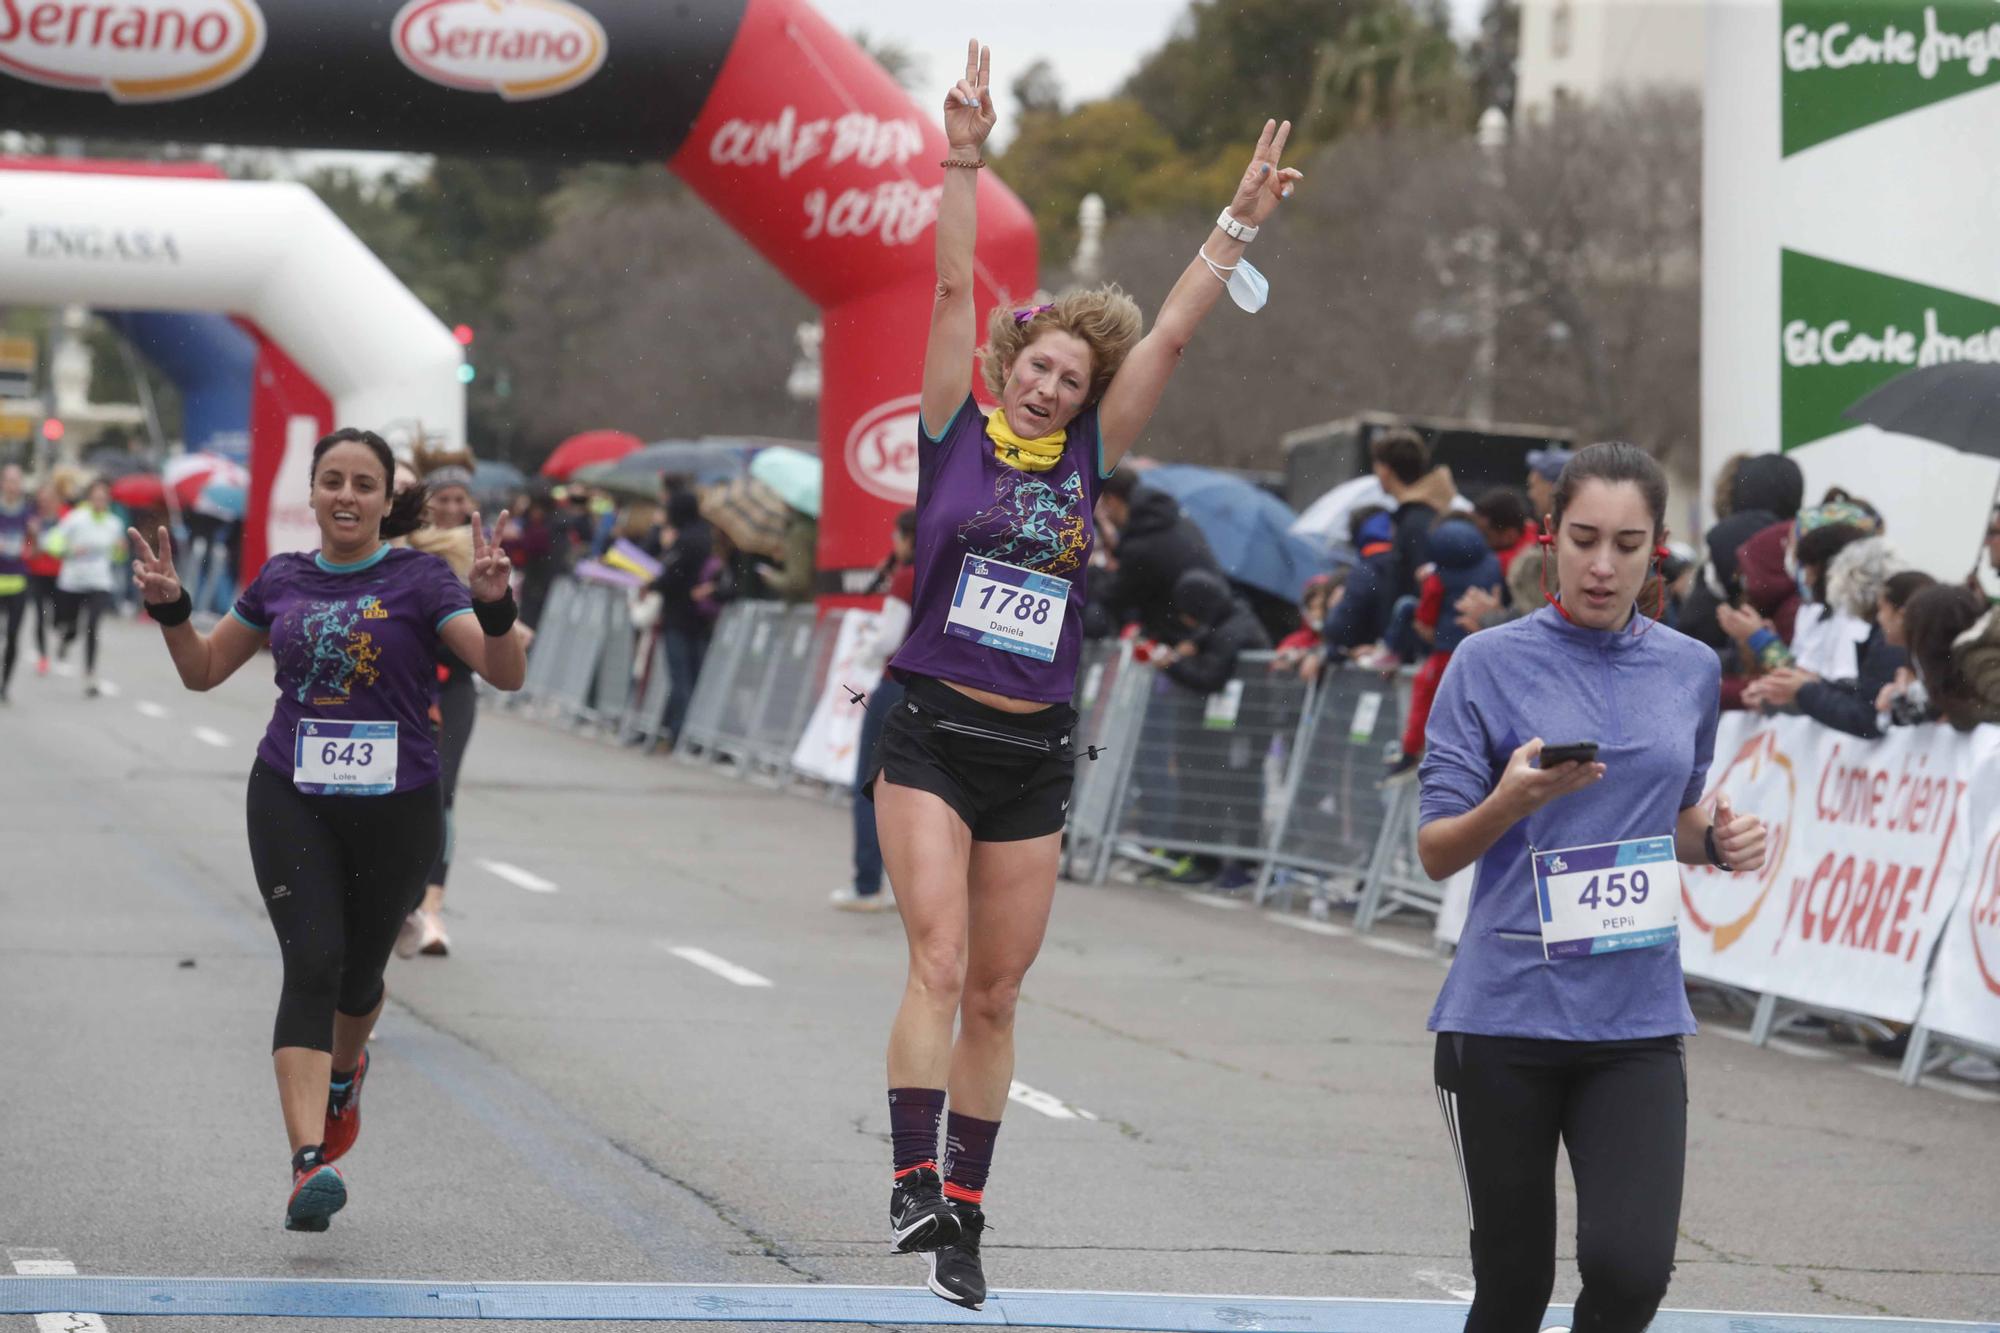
left=940, top=158, right=986, bottom=170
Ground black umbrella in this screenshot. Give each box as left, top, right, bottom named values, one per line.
left=1845, top=362, right=2000, bottom=577
left=1843, top=362, right=2000, bottom=459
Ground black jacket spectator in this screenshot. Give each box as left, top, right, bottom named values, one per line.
left=1165, top=569, right=1271, bottom=694
left=650, top=492, right=714, bottom=635
left=1678, top=453, right=1806, bottom=648
left=1795, top=626, right=1908, bottom=739
left=1324, top=510, right=1398, bottom=651
left=1102, top=485, right=1224, bottom=644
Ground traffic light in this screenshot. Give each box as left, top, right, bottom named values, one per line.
left=452, top=324, right=474, bottom=347
left=41, top=417, right=64, bottom=442
left=457, top=364, right=476, bottom=384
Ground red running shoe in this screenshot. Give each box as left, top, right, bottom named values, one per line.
left=321, top=1049, right=368, bottom=1164
left=285, top=1160, right=347, bottom=1232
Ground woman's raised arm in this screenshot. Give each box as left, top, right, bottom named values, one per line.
left=1098, top=119, right=1303, bottom=468
left=919, top=39, right=997, bottom=439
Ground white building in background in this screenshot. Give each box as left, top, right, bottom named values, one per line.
left=1516, top=0, right=1705, bottom=115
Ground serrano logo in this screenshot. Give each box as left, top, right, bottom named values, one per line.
left=1968, top=825, right=2000, bottom=996
left=0, top=0, right=267, bottom=102
left=392, top=0, right=605, bottom=102
left=844, top=394, right=921, bottom=504
left=1683, top=729, right=1795, bottom=952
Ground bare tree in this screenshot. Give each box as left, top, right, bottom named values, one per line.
left=494, top=177, right=818, bottom=455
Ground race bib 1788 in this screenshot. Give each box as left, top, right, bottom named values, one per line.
left=944, top=555, right=1070, bottom=663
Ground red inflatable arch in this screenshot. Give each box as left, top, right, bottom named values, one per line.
left=0, top=0, right=1040, bottom=595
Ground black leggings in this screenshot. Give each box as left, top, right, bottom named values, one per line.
left=58, top=589, right=112, bottom=673
left=0, top=591, right=22, bottom=691
left=28, top=572, right=56, bottom=658
left=1435, top=1032, right=1687, bottom=1333
left=427, top=672, right=477, bottom=888
left=245, top=760, right=443, bottom=1052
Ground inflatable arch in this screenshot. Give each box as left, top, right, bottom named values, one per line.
left=0, top=156, right=461, bottom=571
left=0, top=0, right=1039, bottom=591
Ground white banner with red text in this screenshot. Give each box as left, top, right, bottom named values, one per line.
left=1914, top=728, right=2000, bottom=1053
left=1682, top=713, right=1976, bottom=1024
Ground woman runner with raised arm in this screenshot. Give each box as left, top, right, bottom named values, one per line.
left=867, top=38, right=1302, bottom=1310
left=129, top=427, right=526, bottom=1233
left=1417, top=443, right=1770, bottom=1333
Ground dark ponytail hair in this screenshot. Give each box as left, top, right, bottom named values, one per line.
left=311, top=427, right=429, bottom=540
left=1550, top=441, right=1670, bottom=541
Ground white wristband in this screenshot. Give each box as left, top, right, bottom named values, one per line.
left=1216, top=209, right=1258, bottom=242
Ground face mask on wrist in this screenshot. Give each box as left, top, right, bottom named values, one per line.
left=1228, top=257, right=1269, bottom=314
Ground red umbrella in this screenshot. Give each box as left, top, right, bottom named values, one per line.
left=540, top=430, right=643, bottom=481
left=110, top=473, right=166, bottom=509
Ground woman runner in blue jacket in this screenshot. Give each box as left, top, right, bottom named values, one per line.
left=1417, top=442, right=1770, bottom=1333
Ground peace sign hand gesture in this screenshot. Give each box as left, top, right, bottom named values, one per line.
left=1227, top=119, right=1305, bottom=229
left=469, top=510, right=513, bottom=603
left=128, top=525, right=183, bottom=606
left=944, top=39, right=995, bottom=150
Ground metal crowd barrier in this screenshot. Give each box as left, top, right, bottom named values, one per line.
left=1256, top=667, right=1406, bottom=911
left=675, top=599, right=770, bottom=758
left=516, top=592, right=1452, bottom=933
left=1062, top=640, right=1148, bottom=884
left=1091, top=652, right=1313, bottom=884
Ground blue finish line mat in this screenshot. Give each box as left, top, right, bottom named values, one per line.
left=2, top=1279, right=1995, bottom=1331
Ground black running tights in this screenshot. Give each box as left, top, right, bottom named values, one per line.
left=426, top=671, right=477, bottom=888
left=245, top=760, right=442, bottom=1052
left=1434, top=1031, right=1687, bottom=1333
left=0, top=591, right=21, bottom=691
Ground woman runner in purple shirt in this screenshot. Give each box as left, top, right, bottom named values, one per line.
left=869, top=38, right=1302, bottom=1310
left=128, top=427, right=527, bottom=1234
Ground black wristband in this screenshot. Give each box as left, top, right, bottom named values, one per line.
left=148, top=588, right=194, bottom=628
left=473, top=592, right=518, bottom=637
left=1704, top=822, right=1732, bottom=872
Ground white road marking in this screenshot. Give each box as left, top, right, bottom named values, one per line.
left=134, top=701, right=170, bottom=720
left=1266, top=912, right=1353, bottom=938
left=1181, top=891, right=1247, bottom=910
left=191, top=726, right=230, bottom=748
left=94, top=680, right=120, bottom=697
left=7, top=1248, right=109, bottom=1333
left=477, top=859, right=557, bottom=894
left=664, top=945, right=773, bottom=988
left=1706, top=1026, right=1835, bottom=1061
left=1007, top=1080, right=1098, bottom=1121
left=52, top=661, right=77, bottom=679
left=1412, top=1269, right=1477, bottom=1302
left=1360, top=936, right=1439, bottom=961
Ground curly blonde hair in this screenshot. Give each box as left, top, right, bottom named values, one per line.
left=979, top=285, right=1144, bottom=406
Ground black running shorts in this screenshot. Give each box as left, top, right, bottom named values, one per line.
left=867, top=674, right=1077, bottom=842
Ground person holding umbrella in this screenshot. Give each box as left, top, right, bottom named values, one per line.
left=867, top=39, right=1302, bottom=1310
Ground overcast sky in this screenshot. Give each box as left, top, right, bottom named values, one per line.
left=812, top=0, right=1486, bottom=142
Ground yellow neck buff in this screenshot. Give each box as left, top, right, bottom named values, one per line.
left=985, top=408, right=1065, bottom=473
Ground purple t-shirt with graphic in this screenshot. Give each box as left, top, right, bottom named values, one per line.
left=890, top=396, right=1106, bottom=703
left=0, top=501, right=30, bottom=579
left=233, top=546, right=473, bottom=792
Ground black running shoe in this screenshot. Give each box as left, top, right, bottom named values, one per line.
left=889, top=1167, right=961, bottom=1253
left=925, top=1202, right=986, bottom=1309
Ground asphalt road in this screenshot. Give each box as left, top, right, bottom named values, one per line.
left=2, top=617, right=1995, bottom=1331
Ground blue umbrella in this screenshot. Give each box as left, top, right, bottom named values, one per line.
left=1138, top=464, right=1332, bottom=601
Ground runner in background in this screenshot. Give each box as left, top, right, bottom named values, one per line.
left=398, top=446, right=482, bottom=958
left=25, top=481, right=66, bottom=677
left=46, top=478, right=125, bottom=698
left=0, top=463, right=32, bottom=702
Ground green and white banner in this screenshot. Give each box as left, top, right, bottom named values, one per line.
left=1706, top=0, right=2000, bottom=580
